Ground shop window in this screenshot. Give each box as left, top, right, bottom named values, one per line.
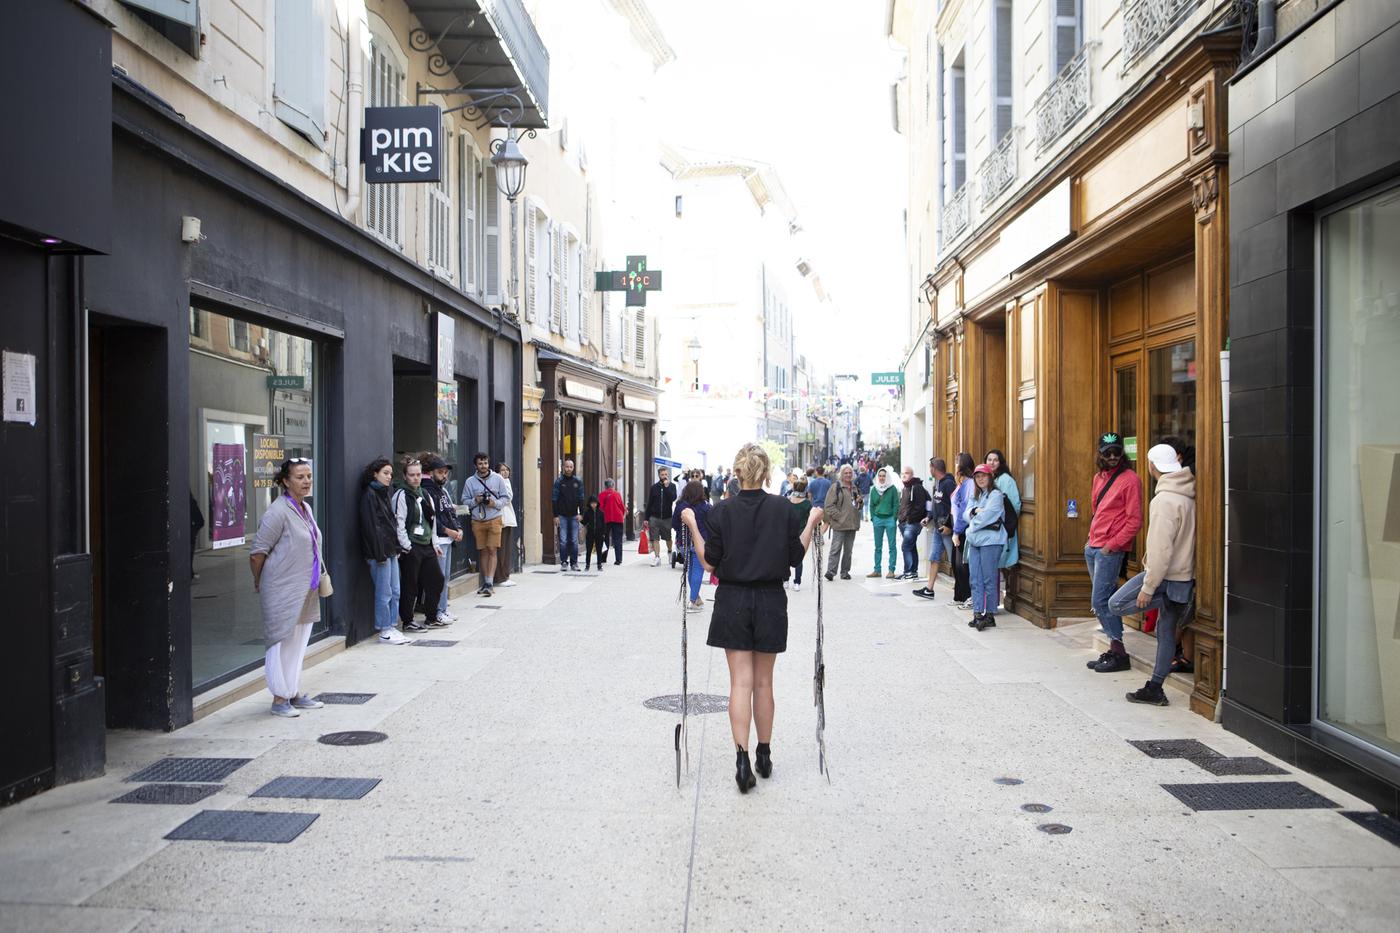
left=950, top=51, right=967, bottom=191
left=1052, top=0, right=1083, bottom=75
left=1116, top=365, right=1138, bottom=457
left=1020, top=396, right=1036, bottom=501
left=1318, top=185, right=1400, bottom=761
left=189, top=307, right=324, bottom=690
left=1148, top=340, right=1196, bottom=450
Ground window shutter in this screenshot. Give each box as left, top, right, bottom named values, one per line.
left=524, top=202, right=538, bottom=321
left=601, top=288, right=612, bottom=356
left=463, top=142, right=477, bottom=293
left=633, top=308, right=646, bottom=368
left=552, top=225, right=567, bottom=334
left=621, top=306, right=633, bottom=362
left=580, top=251, right=594, bottom=346
left=952, top=60, right=967, bottom=189
left=123, top=0, right=201, bottom=57
left=274, top=0, right=327, bottom=144
left=483, top=163, right=501, bottom=304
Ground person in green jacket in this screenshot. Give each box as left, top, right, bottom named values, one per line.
left=867, top=466, right=900, bottom=579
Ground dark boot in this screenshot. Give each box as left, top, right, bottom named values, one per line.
left=1126, top=680, right=1169, bottom=706
left=735, top=747, right=756, bottom=793
left=754, top=742, right=772, bottom=779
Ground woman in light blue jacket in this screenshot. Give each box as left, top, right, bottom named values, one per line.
left=985, top=448, right=1022, bottom=609
left=964, top=464, right=1008, bottom=632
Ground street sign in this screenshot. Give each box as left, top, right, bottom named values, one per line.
left=362, top=106, right=442, bottom=183
left=266, top=375, right=305, bottom=389
left=871, top=372, right=904, bottom=386
left=653, top=456, right=684, bottom=472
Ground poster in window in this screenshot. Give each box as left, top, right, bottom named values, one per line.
left=252, top=434, right=285, bottom=489
left=211, top=442, right=247, bottom=548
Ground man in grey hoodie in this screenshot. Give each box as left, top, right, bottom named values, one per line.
left=461, top=452, right=513, bottom=597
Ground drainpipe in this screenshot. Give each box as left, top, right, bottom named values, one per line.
left=1255, top=1, right=1277, bottom=55
left=343, top=6, right=363, bottom=220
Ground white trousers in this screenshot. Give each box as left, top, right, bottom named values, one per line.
left=265, top=621, right=314, bottom=700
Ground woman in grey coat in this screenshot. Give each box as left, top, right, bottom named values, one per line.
left=250, top=458, right=326, bottom=717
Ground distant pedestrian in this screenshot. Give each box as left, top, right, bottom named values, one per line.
left=582, top=495, right=608, bottom=571
left=822, top=464, right=862, bottom=581
left=856, top=463, right=874, bottom=498
left=786, top=478, right=812, bottom=592
left=644, top=465, right=677, bottom=567
left=807, top=465, right=833, bottom=514
left=599, top=478, right=626, bottom=565
left=462, top=452, right=512, bottom=596
left=949, top=452, right=975, bottom=608
left=422, top=455, right=463, bottom=624
left=358, top=457, right=407, bottom=644
left=393, top=457, right=443, bottom=630
left=866, top=466, right=899, bottom=579
left=683, top=442, right=824, bottom=793
left=964, top=464, right=1008, bottom=631
left=551, top=459, right=585, bottom=571
left=1111, top=443, right=1196, bottom=706
left=674, top=480, right=711, bottom=611
left=494, top=462, right=518, bottom=587
left=1084, top=433, right=1142, bottom=674
left=710, top=471, right=726, bottom=504
left=901, top=466, right=931, bottom=585
left=985, top=449, right=1022, bottom=610
left=249, top=458, right=327, bottom=716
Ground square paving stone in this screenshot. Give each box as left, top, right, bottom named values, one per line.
left=410, top=639, right=458, bottom=647
left=313, top=692, right=376, bottom=705
left=110, top=783, right=224, bottom=805
left=250, top=776, right=381, bottom=800
left=1129, top=739, right=1222, bottom=760
left=164, top=809, right=319, bottom=843
left=1191, top=756, right=1289, bottom=776
left=126, top=757, right=251, bottom=783
left=1161, top=781, right=1339, bottom=811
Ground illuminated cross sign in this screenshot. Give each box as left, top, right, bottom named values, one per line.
left=594, top=255, right=664, bottom=307
left=362, top=105, right=441, bottom=183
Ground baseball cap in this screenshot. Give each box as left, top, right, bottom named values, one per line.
left=422, top=455, right=452, bottom=471
left=973, top=463, right=997, bottom=476
left=1098, top=432, right=1124, bottom=453
left=1146, top=444, right=1182, bottom=474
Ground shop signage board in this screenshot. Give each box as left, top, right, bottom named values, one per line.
left=252, top=434, right=285, bottom=489
left=210, top=442, right=247, bottom=548
left=435, top=312, right=454, bottom=384
left=267, top=375, right=304, bottom=389
left=871, top=372, right=904, bottom=386
left=595, top=255, right=664, bottom=306
left=362, top=105, right=442, bottom=183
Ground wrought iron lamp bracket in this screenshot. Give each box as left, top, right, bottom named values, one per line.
left=415, top=85, right=538, bottom=137
left=408, top=16, right=494, bottom=77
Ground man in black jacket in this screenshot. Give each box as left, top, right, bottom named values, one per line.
left=551, top=459, right=585, bottom=570
left=644, top=466, right=677, bottom=567
left=914, top=458, right=956, bottom=599
left=422, top=455, right=463, bottom=624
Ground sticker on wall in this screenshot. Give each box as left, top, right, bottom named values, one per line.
left=1123, top=436, right=1138, bottom=459
left=211, top=443, right=247, bottom=549
left=3, top=350, right=36, bottom=425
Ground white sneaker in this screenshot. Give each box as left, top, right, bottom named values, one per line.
left=651, top=554, right=660, bottom=566
left=793, top=583, right=802, bottom=592
left=496, top=579, right=517, bottom=587
left=379, top=628, right=410, bottom=644
left=269, top=701, right=299, bottom=718
left=438, top=610, right=457, bottom=622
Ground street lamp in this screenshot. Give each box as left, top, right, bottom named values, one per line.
left=687, top=337, right=702, bottom=391
left=490, top=133, right=529, bottom=202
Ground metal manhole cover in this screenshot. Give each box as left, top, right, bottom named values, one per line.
left=251, top=776, right=381, bottom=800
left=1021, top=803, right=1053, bottom=813
left=1192, top=756, right=1288, bottom=776
left=1129, top=739, right=1221, bottom=760
left=1038, top=823, right=1073, bottom=835
left=643, top=694, right=730, bottom=715
left=410, top=639, right=458, bottom=647
left=127, top=757, right=251, bottom=784
left=110, top=783, right=223, bottom=805
left=313, top=693, right=375, bottom=705
left=993, top=777, right=1024, bottom=786
left=475, top=604, right=502, bottom=610
left=1161, top=781, right=1339, bottom=811
left=165, top=809, right=319, bottom=843
left=1341, top=811, right=1400, bottom=848
left=318, top=731, right=388, bottom=746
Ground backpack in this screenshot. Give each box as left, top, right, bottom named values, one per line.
left=1001, top=496, right=1018, bottom=538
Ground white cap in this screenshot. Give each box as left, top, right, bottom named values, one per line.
left=1146, top=443, right=1183, bottom=474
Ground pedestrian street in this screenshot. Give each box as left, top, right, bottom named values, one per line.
left=2, top=523, right=1396, bottom=933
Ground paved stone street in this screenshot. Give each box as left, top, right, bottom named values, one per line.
left=2, top=525, right=1398, bottom=932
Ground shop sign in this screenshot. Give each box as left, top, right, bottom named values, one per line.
left=252, top=434, right=285, bottom=489
left=562, top=378, right=605, bottom=404
left=435, top=312, right=455, bottom=384
left=362, top=105, right=442, bottom=183
left=1124, top=436, right=1138, bottom=459
left=267, top=375, right=304, bottom=389
left=871, top=372, right=904, bottom=386
left=620, top=393, right=657, bottom=414
left=210, top=442, right=247, bottom=549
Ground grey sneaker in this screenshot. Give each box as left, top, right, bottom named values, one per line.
left=290, top=694, right=324, bottom=710
left=270, top=701, right=299, bottom=718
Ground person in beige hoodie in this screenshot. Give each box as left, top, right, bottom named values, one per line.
left=1108, top=442, right=1196, bottom=706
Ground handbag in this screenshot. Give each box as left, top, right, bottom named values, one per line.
left=318, top=567, right=334, bottom=597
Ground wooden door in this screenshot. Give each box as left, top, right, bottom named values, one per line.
left=1110, top=349, right=1146, bottom=571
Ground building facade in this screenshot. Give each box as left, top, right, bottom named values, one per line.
left=1225, top=0, right=1400, bottom=815
left=892, top=0, right=1237, bottom=717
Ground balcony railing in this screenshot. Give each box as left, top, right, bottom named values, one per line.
left=977, top=131, right=1018, bottom=208
left=1031, top=46, right=1091, bottom=153
left=942, top=183, right=970, bottom=242
left=1122, top=0, right=1203, bottom=71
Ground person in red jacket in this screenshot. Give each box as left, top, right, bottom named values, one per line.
left=1083, top=432, right=1143, bottom=673
left=599, top=478, right=627, bottom=566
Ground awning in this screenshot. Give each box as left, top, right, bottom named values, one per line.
left=405, top=0, right=549, bottom=129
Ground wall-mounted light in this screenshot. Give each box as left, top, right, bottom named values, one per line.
left=181, top=216, right=205, bottom=243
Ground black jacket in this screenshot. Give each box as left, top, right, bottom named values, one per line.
left=645, top=480, right=677, bottom=520
left=359, top=483, right=399, bottom=561
left=581, top=505, right=606, bottom=538
left=704, top=491, right=805, bottom=585
left=899, top=479, right=931, bottom=525
left=421, top=476, right=462, bottom=537
left=551, top=474, right=585, bottom=518
left=929, top=474, right=956, bottom=530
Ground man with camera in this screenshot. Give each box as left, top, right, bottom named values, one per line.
left=461, top=451, right=512, bottom=597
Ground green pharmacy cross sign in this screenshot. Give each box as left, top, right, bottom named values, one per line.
left=595, top=255, right=663, bottom=307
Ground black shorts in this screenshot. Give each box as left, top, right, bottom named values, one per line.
left=706, top=584, right=788, bottom=654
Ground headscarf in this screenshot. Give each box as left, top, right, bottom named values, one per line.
left=873, top=467, right=894, bottom=496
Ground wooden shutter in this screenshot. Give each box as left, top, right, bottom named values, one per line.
left=483, top=163, right=501, bottom=304
left=462, top=140, right=477, bottom=293
left=274, top=0, right=327, bottom=144
left=581, top=250, right=594, bottom=346
left=524, top=202, right=538, bottom=321
left=549, top=224, right=564, bottom=333
left=601, top=288, right=612, bottom=356
left=633, top=308, right=646, bottom=368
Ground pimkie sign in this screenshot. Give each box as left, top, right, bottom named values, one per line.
left=362, top=105, right=442, bottom=183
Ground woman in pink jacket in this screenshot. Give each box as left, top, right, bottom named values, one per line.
left=1084, top=432, right=1143, bottom=673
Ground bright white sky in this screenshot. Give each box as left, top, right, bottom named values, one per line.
left=650, top=1, right=909, bottom=386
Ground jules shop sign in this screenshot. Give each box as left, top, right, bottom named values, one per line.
left=362, top=105, right=441, bottom=183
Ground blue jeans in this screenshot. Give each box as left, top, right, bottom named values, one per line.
left=366, top=558, right=400, bottom=632
left=1084, top=545, right=1127, bottom=641
left=929, top=529, right=953, bottom=564
left=792, top=554, right=803, bottom=585
left=899, top=522, right=921, bottom=575
left=687, top=550, right=705, bottom=602
left=436, top=548, right=452, bottom=614
left=872, top=517, right=897, bottom=573
left=558, top=516, right=580, bottom=566
left=968, top=544, right=1001, bottom=615
left=1109, top=573, right=1195, bottom=684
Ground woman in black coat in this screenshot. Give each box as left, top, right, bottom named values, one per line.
left=359, top=458, right=408, bottom=644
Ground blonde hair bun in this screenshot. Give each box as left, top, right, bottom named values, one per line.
left=732, top=443, right=771, bottom=489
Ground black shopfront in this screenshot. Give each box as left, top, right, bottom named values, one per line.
left=1225, top=0, right=1400, bottom=815
left=1, top=6, right=521, bottom=803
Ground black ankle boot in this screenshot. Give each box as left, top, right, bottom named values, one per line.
left=735, top=747, right=756, bottom=793
left=754, top=743, right=772, bottom=779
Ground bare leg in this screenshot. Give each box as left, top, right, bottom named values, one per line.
left=725, top=649, right=755, bottom=749
left=481, top=546, right=497, bottom=582
left=752, top=652, right=777, bottom=743
left=926, top=554, right=937, bottom=591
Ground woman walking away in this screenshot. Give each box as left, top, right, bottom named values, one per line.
left=822, top=464, right=862, bottom=581
left=985, top=449, right=1022, bottom=611
left=599, top=478, right=626, bottom=565
left=249, top=459, right=328, bottom=716
left=949, top=452, right=976, bottom=609
left=867, top=466, right=899, bottom=579
left=674, top=480, right=712, bottom=611
left=495, top=462, right=518, bottom=586
left=683, top=443, right=824, bottom=793
left=786, top=478, right=812, bottom=592
left=964, top=464, right=1008, bottom=632
left=393, top=458, right=443, bottom=632
left=359, top=458, right=408, bottom=644
left=581, top=495, right=607, bottom=571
